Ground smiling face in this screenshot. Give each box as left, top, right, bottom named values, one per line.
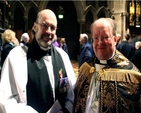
left=33, top=9, right=57, bottom=49
left=91, top=18, right=117, bottom=60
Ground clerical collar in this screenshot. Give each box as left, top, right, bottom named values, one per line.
left=95, top=52, right=115, bottom=65
left=99, top=60, right=107, bottom=64
left=39, top=45, right=51, bottom=56
left=40, top=46, right=51, bottom=51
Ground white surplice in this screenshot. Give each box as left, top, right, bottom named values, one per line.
left=0, top=46, right=76, bottom=113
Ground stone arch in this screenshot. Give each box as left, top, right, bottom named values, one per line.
left=10, top=1, right=26, bottom=40
left=97, top=6, right=109, bottom=19
left=26, top=2, right=38, bottom=28
left=26, top=2, right=38, bottom=41
left=10, top=1, right=25, bottom=19
left=84, top=5, right=96, bottom=38
left=31, top=1, right=85, bottom=24
left=26, top=2, right=38, bottom=18
left=38, top=1, right=49, bottom=11
left=25, top=1, right=85, bottom=24
left=73, top=1, right=85, bottom=23
left=27, top=7, right=36, bottom=41
left=84, top=5, right=96, bottom=21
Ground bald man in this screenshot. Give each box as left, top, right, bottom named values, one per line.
left=74, top=18, right=141, bottom=113
left=0, top=9, right=76, bottom=113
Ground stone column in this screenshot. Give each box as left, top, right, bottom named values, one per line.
left=78, top=19, right=85, bottom=33
left=24, top=15, right=28, bottom=32
left=10, top=15, right=14, bottom=29
left=112, top=1, right=127, bottom=40
left=77, top=18, right=85, bottom=59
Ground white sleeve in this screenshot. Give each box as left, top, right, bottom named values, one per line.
left=0, top=46, right=38, bottom=113
left=0, top=101, right=38, bottom=113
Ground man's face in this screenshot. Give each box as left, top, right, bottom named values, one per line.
left=33, top=10, right=57, bottom=49
left=23, top=38, right=29, bottom=43
left=79, top=37, right=84, bottom=45
left=92, top=22, right=116, bottom=60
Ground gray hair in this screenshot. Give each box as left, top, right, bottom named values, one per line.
left=80, top=33, right=88, bottom=41
left=135, top=41, right=141, bottom=49
left=91, top=18, right=117, bottom=36
left=21, top=33, right=29, bottom=41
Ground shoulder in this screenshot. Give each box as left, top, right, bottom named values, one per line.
left=55, top=47, right=68, bottom=55
left=135, top=49, right=141, bottom=54
left=8, top=46, right=26, bottom=58
left=127, top=43, right=135, bottom=49
left=85, top=42, right=92, bottom=47
left=3, top=43, right=13, bottom=48
left=129, top=43, right=135, bottom=47
left=55, top=47, right=71, bottom=64
left=117, top=42, right=125, bottom=46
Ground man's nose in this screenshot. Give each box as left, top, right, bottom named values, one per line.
left=45, top=26, right=52, bottom=33
left=49, top=35, right=52, bottom=39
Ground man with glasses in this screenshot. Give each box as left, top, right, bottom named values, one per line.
left=74, top=18, right=141, bottom=113
left=0, top=9, right=76, bottom=113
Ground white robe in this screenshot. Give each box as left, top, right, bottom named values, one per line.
left=0, top=46, right=76, bottom=113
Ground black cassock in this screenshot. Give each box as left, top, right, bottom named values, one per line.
left=26, top=38, right=68, bottom=113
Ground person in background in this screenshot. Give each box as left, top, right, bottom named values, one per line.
left=135, top=41, right=141, bottom=50
left=74, top=18, right=141, bottom=113
left=117, top=33, right=135, bottom=62
left=131, top=34, right=141, bottom=47
left=78, top=33, right=94, bottom=67
left=132, top=41, right=141, bottom=71
left=60, top=38, right=68, bottom=53
left=20, top=33, right=30, bottom=47
left=1, top=29, right=19, bottom=67
left=0, top=9, right=76, bottom=113
left=52, top=34, right=60, bottom=47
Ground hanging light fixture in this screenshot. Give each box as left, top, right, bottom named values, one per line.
left=58, top=6, right=64, bottom=19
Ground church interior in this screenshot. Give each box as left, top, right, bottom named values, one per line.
left=0, top=1, right=141, bottom=61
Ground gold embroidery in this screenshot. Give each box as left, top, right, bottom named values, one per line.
left=99, top=69, right=104, bottom=75
left=89, top=67, right=95, bottom=73
left=75, top=51, right=141, bottom=113
left=102, top=82, right=116, bottom=112
left=119, top=82, right=138, bottom=95
left=117, top=61, right=129, bottom=67
left=74, top=62, right=94, bottom=113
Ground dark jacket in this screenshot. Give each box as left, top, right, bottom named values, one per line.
left=79, top=42, right=94, bottom=67
left=117, top=41, right=135, bottom=61
left=132, top=48, right=141, bottom=72
left=1, top=42, right=14, bottom=67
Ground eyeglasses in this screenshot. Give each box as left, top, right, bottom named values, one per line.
left=36, top=22, right=57, bottom=31
left=93, top=36, right=114, bottom=42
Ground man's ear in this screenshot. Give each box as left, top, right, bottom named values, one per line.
left=33, top=22, right=37, bottom=32
left=114, top=35, right=117, bottom=45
